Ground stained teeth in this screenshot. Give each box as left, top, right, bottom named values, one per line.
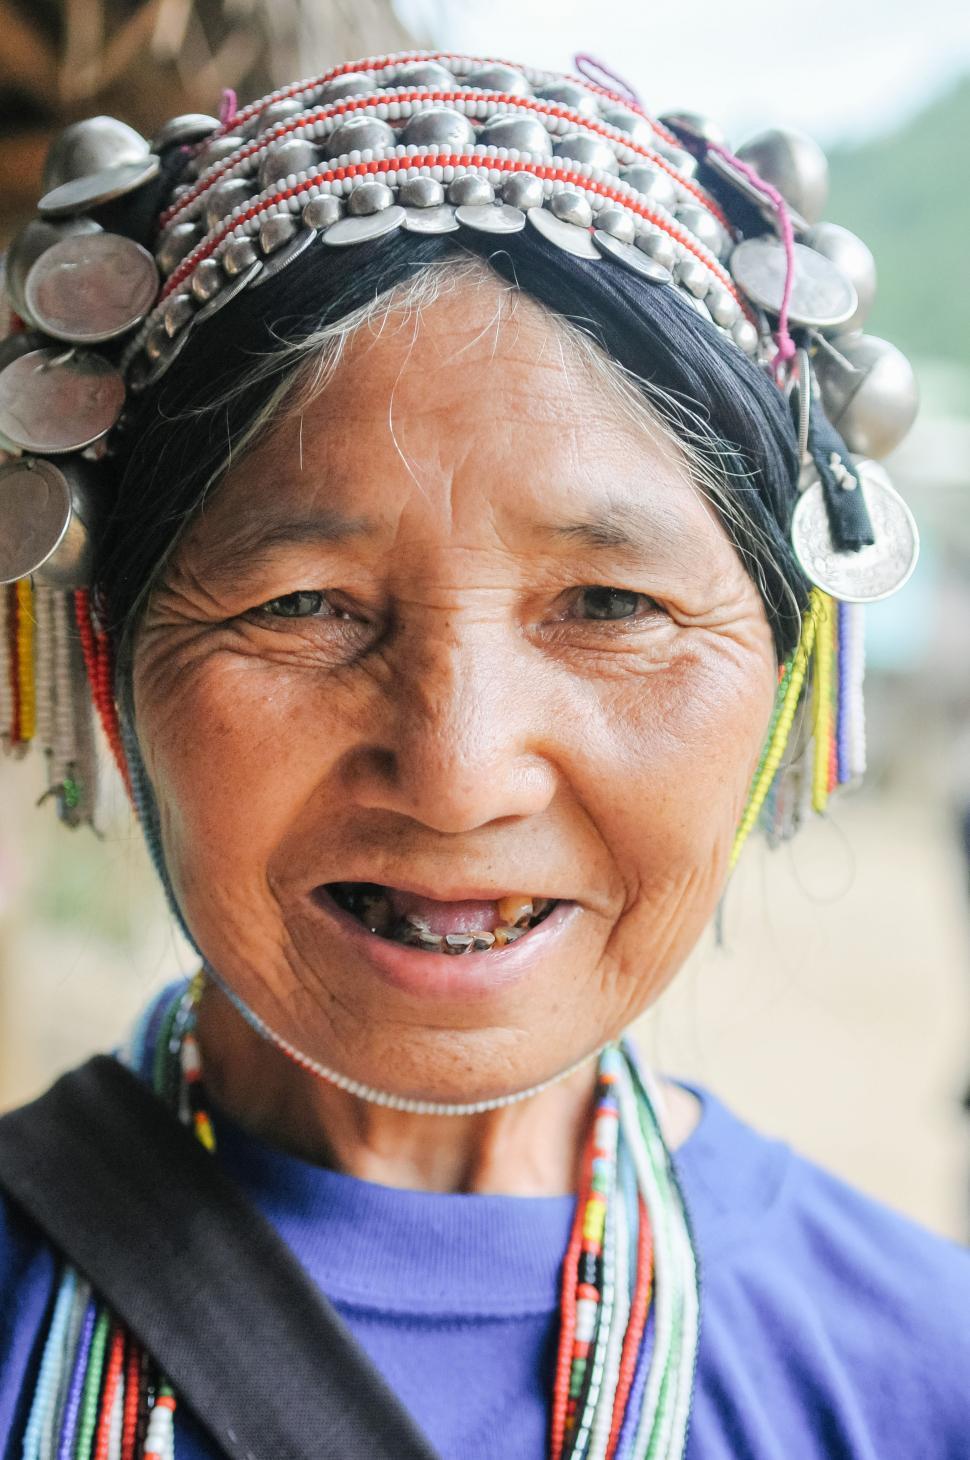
left=444, top=933, right=474, bottom=954
left=404, top=913, right=431, bottom=931
left=471, top=931, right=496, bottom=950
left=497, top=894, right=534, bottom=927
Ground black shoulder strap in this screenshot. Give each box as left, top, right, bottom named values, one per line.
left=0, top=1056, right=442, bottom=1460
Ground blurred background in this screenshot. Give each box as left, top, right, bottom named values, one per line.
left=1, top=0, right=968, bottom=1238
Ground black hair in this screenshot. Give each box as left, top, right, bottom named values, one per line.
left=98, top=226, right=807, bottom=669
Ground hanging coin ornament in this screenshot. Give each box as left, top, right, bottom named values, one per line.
left=25, top=233, right=159, bottom=344
left=0, top=348, right=125, bottom=454
left=527, top=206, right=599, bottom=259
left=791, top=459, right=919, bottom=602
left=402, top=205, right=459, bottom=234
left=151, top=114, right=221, bottom=153
left=730, top=237, right=857, bottom=329
left=592, top=229, right=673, bottom=283
left=804, top=222, right=876, bottom=335
left=456, top=203, right=526, bottom=234
left=0, top=458, right=74, bottom=584
left=323, top=207, right=406, bottom=246
left=38, top=156, right=161, bottom=219
left=4, top=217, right=103, bottom=323
left=42, top=117, right=149, bottom=192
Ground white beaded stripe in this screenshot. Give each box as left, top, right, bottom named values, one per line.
left=166, top=93, right=705, bottom=231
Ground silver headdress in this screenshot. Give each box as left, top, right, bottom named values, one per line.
left=0, top=51, right=920, bottom=841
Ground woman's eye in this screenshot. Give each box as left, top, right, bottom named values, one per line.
left=572, top=587, right=658, bottom=621
left=257, top=591, right=333, bottom=619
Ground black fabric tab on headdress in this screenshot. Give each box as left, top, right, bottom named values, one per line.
left=805, top=407, right=875, bottom=552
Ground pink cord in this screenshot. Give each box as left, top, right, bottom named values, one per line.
left=706, top=140, right=797, bottom=378
left=219, top=87, right=238, bottom=128
left=573, top=53, right=642, bottom=106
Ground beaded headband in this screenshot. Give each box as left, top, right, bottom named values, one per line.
left=0, top=50, right=920, bottom=847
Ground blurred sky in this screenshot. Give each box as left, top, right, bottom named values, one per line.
left=396, top=0, right=970, bottom=143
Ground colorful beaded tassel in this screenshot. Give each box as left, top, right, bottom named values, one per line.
left=20, top=977, right=700, bottom=1460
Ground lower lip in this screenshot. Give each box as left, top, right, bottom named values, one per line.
left=307, top=888, right=580, bottom=999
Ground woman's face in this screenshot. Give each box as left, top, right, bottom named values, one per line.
left=134, top=276, right=777, bottom=1102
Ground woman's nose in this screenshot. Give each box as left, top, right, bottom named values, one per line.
left=341, top=628, right=559, bottom=834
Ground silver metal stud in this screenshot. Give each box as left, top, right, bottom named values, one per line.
left=398, top=176, right=445, bottom=208
left=600, top=107, right=654, bottom=148
left=619, top=164, right=677, bottom=214
left=257, top=99, right=306, bottom=133
left=554, top=133, right=619, bottom=174
left=477, top=115, right=554, bottom=158
left=156, top=220, right=201, bottom=276
left=732, top=317, right=760, bottom=355
left=42, top=116, right=149, bottom=191
left=324, top=117, right=396, bottom=160
left=706, top=287, right=741, bottom=328
left=303, top=195, right=343, bottom=230
left=194, top=259, right=262, bottom=324
left=675, top=256, right=710, bottom=298
left=465, top=64, right=531, bottom=95
left=190, top=136, right=241, bottom=178
left=596, top=207, right=636, bottom=244
left=401, top=108, right=476, bottom=149
left=527, top=206, right=598, bottom=259
left=550, top=190, right=594, bottom=229
left=447, top=175, right=494, bottom=207
left=317, top=72, right=377, bottom=105
left=259, top=211, right=298, bottom=253
left=674, top=204, right=731, bottom=260
left=152, top=114, right=220, bottom=152
left=391, top=61, right=457, bottom=88
left=259, top=137, right=319, bottom=190
left=252, top=226, right=317, bottom=285
left=655, top=144, right=698, bottom=180
left=161, top=292, right=194, bottom=338
left=222, top=237, right=259, bottom=276
left=502, top=173, right=544, bottom=211
left=190, top=258, right=224, bottom=304
left=204, top=178, right=253, bottom=234
left=593, top=229, right=672, bottom=283
left=534, top=82, right=597, bottom=117
left=636, top=230, right=677, bottom=271
left=347, top=181, right=395, bottom=216
left=657, top=111, right=725, bottom=149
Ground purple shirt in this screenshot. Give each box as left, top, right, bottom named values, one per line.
left=2, top=1070, right=970, bottom=1457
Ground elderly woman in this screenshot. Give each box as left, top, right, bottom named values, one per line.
left=0, top=48, right=965, bottom=1460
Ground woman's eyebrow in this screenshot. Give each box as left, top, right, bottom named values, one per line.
left=538, top=500, right=706, bottom=563
left=197, top=508, right=376, bottom=581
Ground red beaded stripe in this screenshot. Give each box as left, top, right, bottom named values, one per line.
left=605, top=1194, right=654, bottom=1460
left=120, top=1341, right=142, bottom=1460
left=74, top=589, right=132, bottom=797
left=93, top=1323, right=126, bottom=1460
left=550, top=1111, right=598, bottom=1460
left=161, top=90, right=728, bottom=233
left=160, top=154, right=744, bottom=313
left=210, top=51, right=682, bottom=153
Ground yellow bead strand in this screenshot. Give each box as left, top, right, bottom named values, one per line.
left=15, top=579, right=36, bottom=743
left=811, top=591, right=835, bottom=814
left=729, top=589, right=824, bottom=870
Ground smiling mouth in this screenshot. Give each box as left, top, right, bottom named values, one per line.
left=322, top=882, right=559, bottom=953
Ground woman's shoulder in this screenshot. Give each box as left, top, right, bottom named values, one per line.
left=677, top=1081, right=970, bottom=1455
left=0, top=1189, right=60, bottom=1440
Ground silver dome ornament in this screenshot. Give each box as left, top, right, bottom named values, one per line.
left=813, top=334, right=919, bottom=459
left=42, top=117, right=149, bottom=192
left=0, top=347, right=125, bottom=454
left=133, top=321, right=191, bottom=391
left=477, top=116, right=554, bottom=158
left=675, top=255, right=709, bottom=298
left=221, top=236, right=259, bottom=276
left=502, top=173, right=545, bottom=211
left=735, top=127, right=829, bottom=225
left=0, top=456, right=100, bottom=588
left=456, top=203, right=526, bottom=234
left=596, top=207, right=636, bottom=245
left=391, top=61, right=457, bottom=89
left=791, top=458, right=919, bottom=602
left=465, top=64, right=531, bottom=95
left=550, top=190, right=594, bottom=229
left=636, top=229, right=677, bottom=272
left=323, top=206, right=406, bottom=247
left=706, top=287, right=741, bottom=329
left=256, top=99, right=306, bottom=134
left=654, top=144, right=698, bottom=180
left=190, top=136, right=241, bottom=178
left=259, top=137, right=319, bottom=190
left=402, top=204, right=459, bottom=234
left=190, top=257, right=225, bottom=304
left=401, top=107, right=476, bottom=150
left=447, top=175, right=494, bottom=207
left=324, top=117, right=396, bottom=160
left=303, top=195, right=343, bottom=230
left=804, top=222, right=877, bottom=335
left=554, top=133, right=619, bottom=175
left=730, top=237, right=858, bottom=330
left=593, top=229, right=672, bottom=284
left=253, top=226, right=316, bottom=285
left=258, top=211, right=299, bottom=252
left=25, top=233, right=159, bottom=345
left=151, top=114, right=220, bottom=153
left=38, top=156, right=160, bottom=220
left=732, top=317, right=760, bottom=355
left=534, top=82, right=598, bottom=117
left=599, top=107, right=654, bottom=148
left=619, top=165, right=677, bottom=214
left=155, top=220, right=201, bottom=276
left=527, top=206, right=598, bottom=259
left=204, top=178, right=253, bottom=234
left=317, top=72, right=377, bottom=105
left=4, top=216, right=102, bottom=323
left=657, top=111, right=725, bottom=151
left=347, top=181, right=395, bottom=216
left=161, top=292, right=194, bottom=338
left=398, top=176, right=445, bottom=208
left=674, top=204, right=731, bottom=261
left=193, top=260, right=262, bottom=324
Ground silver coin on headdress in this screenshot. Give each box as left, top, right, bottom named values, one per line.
left=593, top=229, right=672, bottom=283
left=402, top=204, right=459, bottom=234
left=193, top=259, right=263, bottom=324
left=0, top=455, right=99, bottom=587
left=730, top=237, right=857, bottom=329
left=38, top=156, right=161, bottom=219
left=152, top=114, right=221, bottom=152
left=791, top=459, right=919, bottom=602
left=25, top=233, right=159, bottom=344
left=0, top=347, right=125, bottom=454
left=527, top=206, right=598, bottom=259
left=253, top=225, right=317, bottom=284
left=323, top=207, right=406, bottom=247
left=4, top=217, right=103, bottom=323
left=456, top=203, right=526, bottom=234
left=42, top=117, right=149, bottom=191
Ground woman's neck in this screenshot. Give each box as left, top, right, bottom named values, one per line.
left=194, top=980, right=700, bottom=1195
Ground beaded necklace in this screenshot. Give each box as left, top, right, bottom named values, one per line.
left=20, top=976, right=700, bottom=1460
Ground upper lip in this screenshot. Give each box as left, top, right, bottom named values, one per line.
left=315, top=875, right=561, bottom=904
